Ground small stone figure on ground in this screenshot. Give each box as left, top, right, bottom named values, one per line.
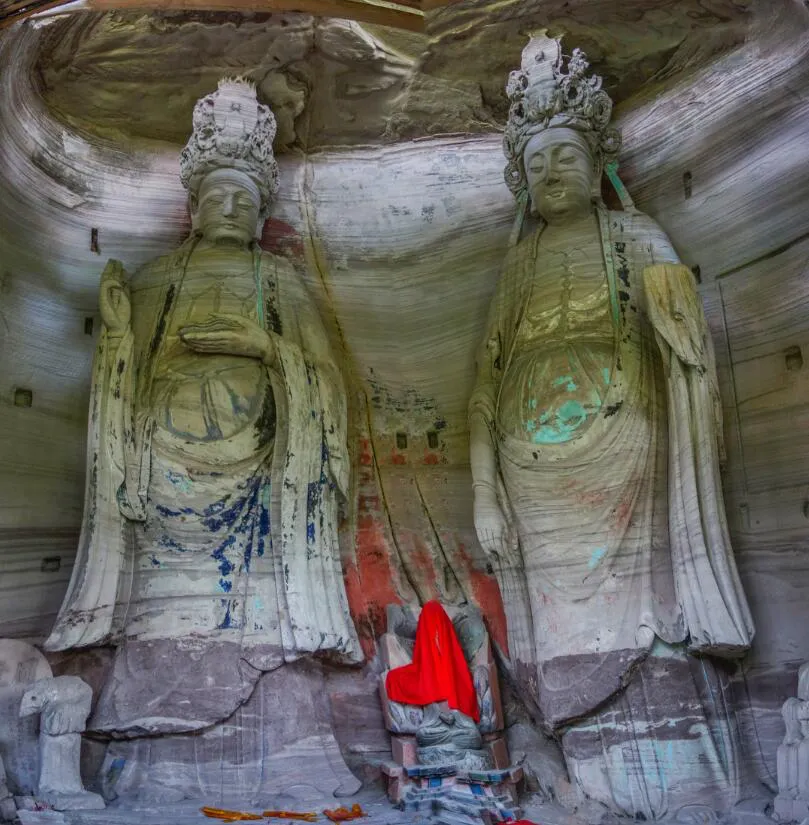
left=18, top=676, right=104, bottom=812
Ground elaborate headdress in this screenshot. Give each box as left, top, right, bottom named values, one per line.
left=180, top=78, right=279, bottom=219
left=503, top=32, right=622, bottom=203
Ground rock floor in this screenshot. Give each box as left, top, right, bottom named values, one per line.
left=31, top=787, right=776, bottom=825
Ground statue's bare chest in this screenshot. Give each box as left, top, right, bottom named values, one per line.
left=131, top=252, right=269, bottom=443
left=520, top=234, right=612, bottom=345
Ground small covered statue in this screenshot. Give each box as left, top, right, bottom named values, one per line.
left=469, top=32, right=755, bottom=819
left=379, top=602, right=520, bottom=819
left=43, top=78, right=361, bottom=736
left=386, top=600, right=485, bottom=770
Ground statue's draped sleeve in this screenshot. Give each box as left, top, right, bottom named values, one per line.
left=269, top=256, right=361, bottom=663
left=642, top=253, right=754, bottom=655
left=468, top=237, right=538, bottom=674
left=469, top=238, right=532, bottom=431
left=44, top=313, right=139, bottom=650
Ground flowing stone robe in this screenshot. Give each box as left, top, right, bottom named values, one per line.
left=469, top=206, right=755, bottom=818
left=45, top=238, right=361, bottom=735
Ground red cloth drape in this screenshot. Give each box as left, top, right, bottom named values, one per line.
left=385, top=601, right=480, bottom=723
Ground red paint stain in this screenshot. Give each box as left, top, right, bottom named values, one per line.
left=359, top=438, right=373, bottom=467
left=344, top=506, right=402, bottom=659
left=342, top=436, right=406, bottom=658
left=613, top=498, right=632, bottom=530
left=455, top=543, right=508, bottom=656
left=563, top=478, right=607, bottom=507
left=423, top=452, right=440, bottom=465
left=391, top=452, right=407, bottom=466
left=260, top=217, right=304, bottom=258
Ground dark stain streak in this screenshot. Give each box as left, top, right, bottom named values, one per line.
left=604, top=401, right=623, bottom=418
left=265, top=294, right=282, bottom=335
left=149, top=284, right=176, bottom=358
left=255, top=380, right=276, bottom=447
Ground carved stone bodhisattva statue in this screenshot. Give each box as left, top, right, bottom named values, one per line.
left=469, top=34, right=755, bottom=819
left=44, top=79, right=360, bottom=734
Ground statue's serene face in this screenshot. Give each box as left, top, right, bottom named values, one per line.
left=523, top=128, right=596, bottom=224
left=193, top=168, right=262, bottom=245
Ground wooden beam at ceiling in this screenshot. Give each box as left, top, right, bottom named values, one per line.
left=0, top=0, right=427, bottom=32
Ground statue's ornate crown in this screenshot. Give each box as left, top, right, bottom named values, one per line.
left=180, top=77, right=279, bottom=218
left=503, top=32, right=621, bottom=200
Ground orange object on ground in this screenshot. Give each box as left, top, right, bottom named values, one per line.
left=385, top=600, right=480, bottom=723
left=200, top=807, right=264, bottom=821
left=323, top=803, right=366, bottom=822
left=262, top=811, right=318, bottom=822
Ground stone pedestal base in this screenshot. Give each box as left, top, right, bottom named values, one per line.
left=99, top=660, right=361, bottom=803
left=38, top=790, right=105, bottom=811
left=381, top=762, right=523, bottom=824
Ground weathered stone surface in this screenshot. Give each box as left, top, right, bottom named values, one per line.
left=89, top=639, right=264, bottom=736
left=30, top=3, right=754, bottom=149
left=560, top=646, right=745, bottom=819
left=100, top=659, right=362, bottom=803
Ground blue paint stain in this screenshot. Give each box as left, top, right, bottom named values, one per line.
left=156, top=504, right=195, bottom=518
left=588, top=546, right=608, bottom=570
left=106, top=757, right=126, bottom=788
left=306, top=479, right=323, bottom=547
left=148, top=554, right=161, bottom=568
left=153, top=466, right=274, bottom=624
left=552, top=374, right=578, bottom=392
left=602, top=368, right=611, bottom=385
left=165, top=469, right=192, bottom=494
left=219, top=599, right=234, bottom=629
left=532, top=399, right=588, bottom=444
left=158, top=534, right=188, bottom=553
left=226, top=386, right=250, bottom=416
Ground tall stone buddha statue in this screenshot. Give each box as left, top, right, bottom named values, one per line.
left=45, top=79, right=361, bottom=735
left=469, top=35, right=756, bottom=819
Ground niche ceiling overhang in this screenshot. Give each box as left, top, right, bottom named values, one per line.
left=15, top=0, right=754, bottom=151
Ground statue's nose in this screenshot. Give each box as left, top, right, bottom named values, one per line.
left=222, top=195, right=236, bottom=217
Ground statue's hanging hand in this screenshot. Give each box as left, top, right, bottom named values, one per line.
left=99, top=259, right=131, bottom=338
left=474, top=489, right=517, bottom=565
left=179, top=313, right=277, bottom=366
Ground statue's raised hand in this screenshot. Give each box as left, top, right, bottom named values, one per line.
left=473, top=492, right=517, bottom=564
left=99, top=259, right=131, bottom=336
left=179, top=313, right=276, bottom=365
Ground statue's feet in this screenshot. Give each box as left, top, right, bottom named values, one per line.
left=676, top=804, right=719, bottom=825
left=40, top=790, right=105, bottom=811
